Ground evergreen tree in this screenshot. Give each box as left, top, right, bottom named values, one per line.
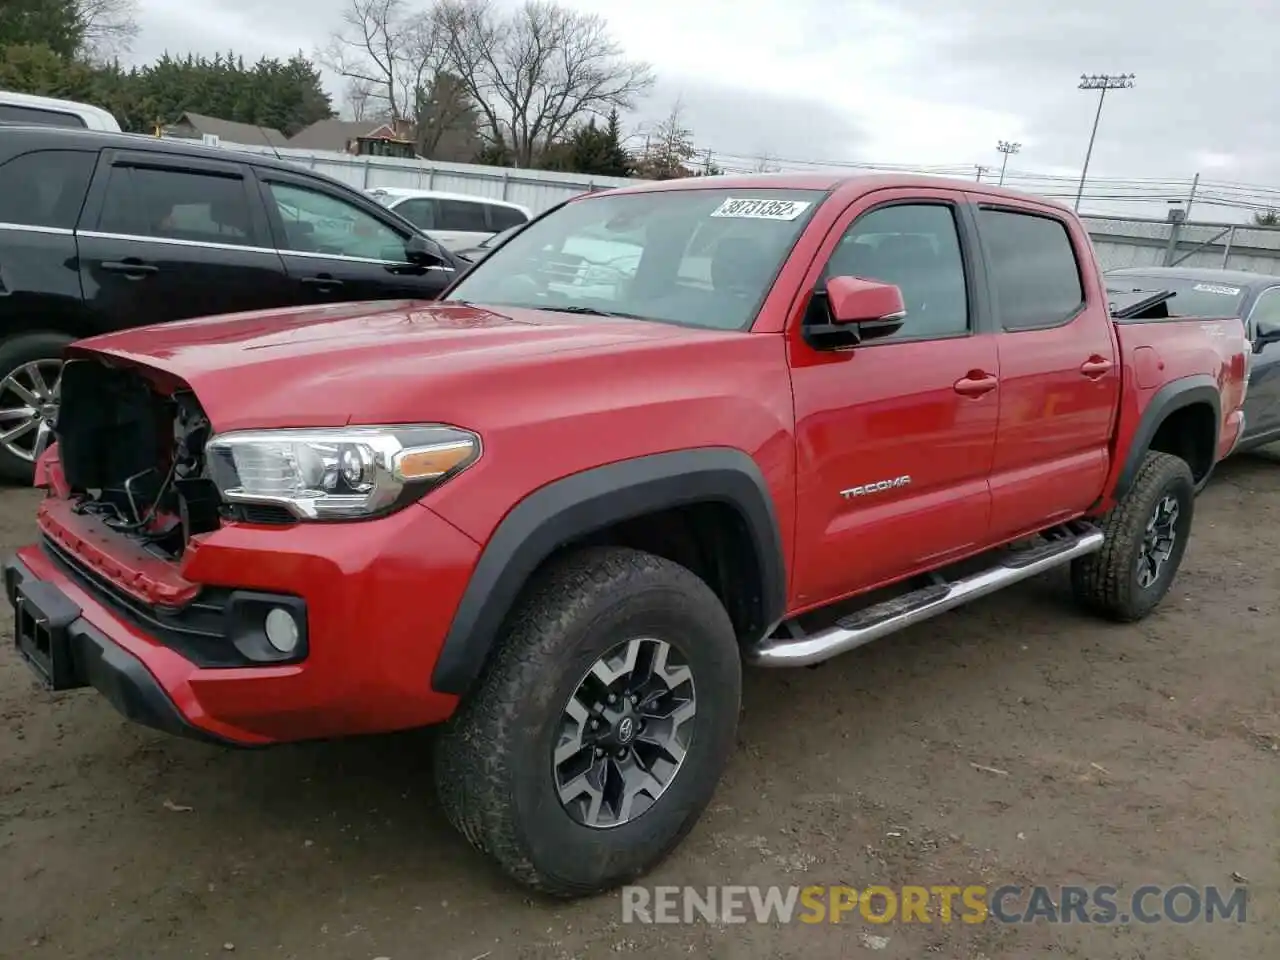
left=0, top=0, right=84, bottom=60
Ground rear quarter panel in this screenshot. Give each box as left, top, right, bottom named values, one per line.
left=1099, top=315, right=1248, bottom=510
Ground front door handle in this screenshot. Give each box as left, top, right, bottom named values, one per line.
left=1080, top=356, right=1114, bottom=378
left=101, top=259, right=158, bottom=278
left=954, top=372, right=998, bottom=397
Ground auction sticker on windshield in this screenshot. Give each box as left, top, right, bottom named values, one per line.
left=1193, top=283, right=1242, bottom=296
left=710, top=198, right=812, bottom=220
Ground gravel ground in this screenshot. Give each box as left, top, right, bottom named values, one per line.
left=1, top=454, right=1277, bottom=959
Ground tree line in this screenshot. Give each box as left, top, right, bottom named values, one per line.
left=2, top=0, right=723, bottom=179
left=2, top=0, right=336, bottom=136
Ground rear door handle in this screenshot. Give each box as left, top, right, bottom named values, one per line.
left=954, top=372, right=998, bottom=397
left=101, top=260, right=158, bottom=278
left=1080, top=357, right=1114, bottom=378
left=302, top=275, right=344, bottom=292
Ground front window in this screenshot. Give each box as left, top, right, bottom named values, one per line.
left=443, top=188, right=827, bottom=330
left=1106, top=274, right=1249, bottom=319
left=266, top=182, right=408, bottom=261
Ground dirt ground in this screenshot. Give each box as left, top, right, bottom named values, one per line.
left=1, top=455, right=1276, bottom=960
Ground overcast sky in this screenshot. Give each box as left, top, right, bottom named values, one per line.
left=130, top=0, right=1279, bottom=221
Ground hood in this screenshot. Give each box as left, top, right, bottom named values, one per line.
left=70, top=300, right=698, bottom=431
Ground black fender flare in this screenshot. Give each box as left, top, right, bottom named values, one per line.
left=1114, top=374, right=1221, bottom=500
left=431, top=448, right=788, bottom=696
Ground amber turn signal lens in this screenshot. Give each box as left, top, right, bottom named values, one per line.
left=393, top=440, right=477, bottom=481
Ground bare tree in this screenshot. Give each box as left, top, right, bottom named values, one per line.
left=76, top=0, right=139, bottom=60
left=436, top=0, right=654, bottom=166
left=320, top=0, right=440, bottom=123
left=344, top=77, right=379, bottom=122
left=752, top=152, right=781, bottom=173
left=634, top=98, right=696, bottom=180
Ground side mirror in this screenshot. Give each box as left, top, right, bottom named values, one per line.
left=405, top=233, right=445, bottom=267
left=1255, top=316, right=1280, bottom=348
left=805, top=275, right=907, bottom=350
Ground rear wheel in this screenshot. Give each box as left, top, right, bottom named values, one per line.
left=0, top=332, right=73, bottom=484
left=1071, top=451, right=1195, bottom=622
left=434, top=546, right=742, bottom=897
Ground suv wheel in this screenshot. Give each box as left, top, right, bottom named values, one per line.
left=434, top=546, right=741, bottom=898
left=0, top=333, right=72, bottom=484
left=1071, top=451, right=1195, bottom=622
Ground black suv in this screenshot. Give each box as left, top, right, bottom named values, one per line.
left=0, top=125, right=462, bottom=482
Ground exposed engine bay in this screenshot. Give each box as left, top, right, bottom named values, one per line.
left=55, top=359, right=223, bottom=560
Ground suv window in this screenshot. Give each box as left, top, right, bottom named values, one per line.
left=489, top=204, right=528, bottom=231
left=0, top=104, right=87, bottom=128
left=979, top=208, right=1084, bottom=330
left=821, top=203, right=969, bottom=339
left=394, top=197, right=437, bottom=230
left=266, top=181, right=408, bottom=261
left=0, top=150, right=96, bottom=229
left=99, top=166, right=255, bottom=246
left=437, top=198, right=489, bottom=232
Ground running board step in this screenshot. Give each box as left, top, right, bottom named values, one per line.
left=747, top=525, right=1105, bottom=668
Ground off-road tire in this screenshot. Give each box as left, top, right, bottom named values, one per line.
left=1070, top=451, right=1195, bottom=622
left=0, top=332, right=74, bottom=485
left=433, top=546, right=742, bottom=898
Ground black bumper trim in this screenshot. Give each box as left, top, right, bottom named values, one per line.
left=4, top=553, right=252, bottom=748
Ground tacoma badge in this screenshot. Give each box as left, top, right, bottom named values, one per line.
left=840, top=476, right=912, bottom=499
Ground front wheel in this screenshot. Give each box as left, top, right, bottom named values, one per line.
left=434, top=546, right=742, bottom=897
left=0, top=332, right=74, bottom=484
left=1071, top=451, right=1195, bottom=622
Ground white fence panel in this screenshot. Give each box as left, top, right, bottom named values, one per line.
left=220, top=143, right=636, bottom=212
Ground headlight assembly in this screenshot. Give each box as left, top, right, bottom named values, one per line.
left=205, top=424, right=480, bottom=520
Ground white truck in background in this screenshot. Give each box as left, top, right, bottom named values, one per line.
left=0, top=90, right=121, bottom=132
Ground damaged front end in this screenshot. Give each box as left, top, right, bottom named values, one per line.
left=52, top=358, right=238, bottom=561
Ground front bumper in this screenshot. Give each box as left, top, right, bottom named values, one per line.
left=5, top=554, right=237, bottom=745
left=5, top=499, right=482, bottom=746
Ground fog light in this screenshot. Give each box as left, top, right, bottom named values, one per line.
left=264, top=607, right=300, bottom=654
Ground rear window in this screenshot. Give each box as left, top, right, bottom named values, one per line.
left=0, top=149, right=96, bottom=229
left=437, top=198, right=490, bottom=232
left=99, top=166, right=255, bottom=246
left=979, top=208, right=1085, bottom=329
left=0, top=103, right=87, bottom=128
left=1106, top=275, right=1248, bottom=319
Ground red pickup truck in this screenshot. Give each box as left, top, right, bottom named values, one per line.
left=5, top=174, right=1248, bottom=898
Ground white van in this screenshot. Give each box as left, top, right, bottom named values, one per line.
left=0, top=90, right=121, bottom=131
left=367, top=188, right=531, bottom=252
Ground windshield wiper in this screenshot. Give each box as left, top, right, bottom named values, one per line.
left=541, top=304, right=648, bottom=320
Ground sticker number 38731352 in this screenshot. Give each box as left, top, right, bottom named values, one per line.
left=709, top=197, right=813, bottom=220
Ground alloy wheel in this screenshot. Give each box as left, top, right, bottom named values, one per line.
left=553, top=636, right=697, bottom=829
left=1137, top=494, right=1179, bottom=589
left=0, top=359, right=62, bottom=464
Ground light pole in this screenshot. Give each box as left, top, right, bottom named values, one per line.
left=996, top=140, right=1021, bottom=186
left=1074, top=73, right=1135, bottom=211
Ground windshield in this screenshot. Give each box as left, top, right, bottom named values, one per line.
left=1106, top=274, right=1249, bottom=318
left=443, top=188, right=827, bottom=330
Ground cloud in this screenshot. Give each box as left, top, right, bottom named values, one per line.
left=630, top=76, right=870, bottom=170
left=127, top=0, right=1280, bottom=220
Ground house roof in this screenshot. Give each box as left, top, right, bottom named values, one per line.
left=175, top=111, right=288, bottom=147
left=287, top=118, right=396, bottom=151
